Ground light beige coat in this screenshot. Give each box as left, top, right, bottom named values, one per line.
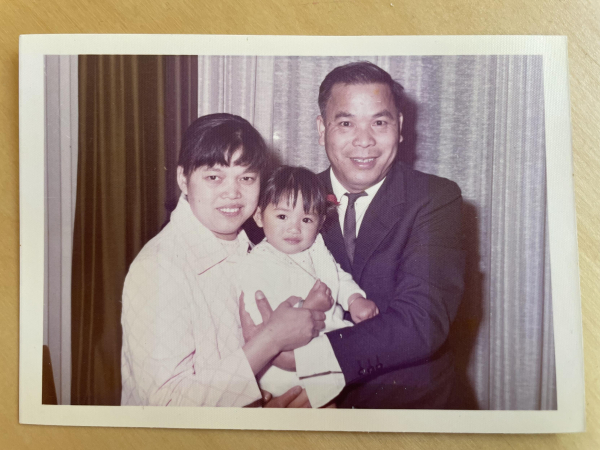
left=121, top=196, right=261, bottom=407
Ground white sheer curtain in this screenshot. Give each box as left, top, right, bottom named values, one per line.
left=44, top=55, right=78, bottom=405
left=198, top=55, right=556, bottom=410
left=198, top=56, right=275, bottom=148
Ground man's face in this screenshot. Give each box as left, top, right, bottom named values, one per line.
left=254, top=192, right=322, bottom=255
left=317, top=83, right=403, bottom=193
left=177, top=150, right=260, bottom=240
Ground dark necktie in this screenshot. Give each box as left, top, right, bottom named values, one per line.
left=343, top=192, right=367, bottom=264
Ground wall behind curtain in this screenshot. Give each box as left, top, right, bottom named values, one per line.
left=71, top=55, right=197, bottom=405
left=198, top=55, right=556, bottom=410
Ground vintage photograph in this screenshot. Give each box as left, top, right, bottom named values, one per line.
left=20, top=35, right=583, bottom=432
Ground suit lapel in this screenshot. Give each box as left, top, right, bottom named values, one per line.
left=352, top=164, right=407, bottom=281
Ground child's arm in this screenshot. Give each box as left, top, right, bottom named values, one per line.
left=272, top=351, right=296, bottom=371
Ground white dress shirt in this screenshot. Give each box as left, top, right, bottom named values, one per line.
left=330, top=169, right=386, bottom=237
left=294, top=168, right=386, bottom=404
left=121, top=195, right=262, bottom=407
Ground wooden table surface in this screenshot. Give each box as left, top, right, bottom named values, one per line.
left=2, top=1, right=598, bottom=448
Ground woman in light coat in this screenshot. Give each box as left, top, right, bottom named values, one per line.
left=121, top=114, right=325, bottom=407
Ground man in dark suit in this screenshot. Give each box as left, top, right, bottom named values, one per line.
left=300, top=61, right=466, bottom=409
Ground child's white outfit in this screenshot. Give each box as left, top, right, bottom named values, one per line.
left=236, top=233, right=365, bottom=407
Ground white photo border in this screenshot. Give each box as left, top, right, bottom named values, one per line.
left=19, top=35, right=584, bottom=433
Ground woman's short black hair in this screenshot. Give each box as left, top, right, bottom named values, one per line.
left=178, top=113, right=272, bottom=177
left=258, top=166, right=331, bottom=218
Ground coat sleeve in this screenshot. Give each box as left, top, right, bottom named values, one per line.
left=120, top=255, right=261, bottom=407
left=325, top=179, right=466, bottom=386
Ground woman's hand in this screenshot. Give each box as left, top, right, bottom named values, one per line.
left=239, top=291, right=269, bottom=344
left=239, top=291, right=326, bottom=374
left=260, top=290, right=326, bottom=351
left=303, top=279, right=334, bottom=312
left=240, top=291, right=325, bottom=351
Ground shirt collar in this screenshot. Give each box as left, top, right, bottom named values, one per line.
left=170, top=194, right=251, bottom=274
left=329, top=168, right=386, bottom=202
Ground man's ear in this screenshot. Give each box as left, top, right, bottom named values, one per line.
left=176, top=166, right=188, bottom=196
left=253, top=207, right=264, bottom=228
left=317, top=115, right=326, bottom=146
left=398, top=112, right=404, bottom=144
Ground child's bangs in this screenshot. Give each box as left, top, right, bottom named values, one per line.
left=275, top=188, right=319, bottom=215
left=260, top=166, right=328, bottom=217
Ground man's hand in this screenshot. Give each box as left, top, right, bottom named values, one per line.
left=303, top=279, right=334, bottom=312
left=262, top=387, right=311, bottom=408
left=348, top=296, right=379, bottom=324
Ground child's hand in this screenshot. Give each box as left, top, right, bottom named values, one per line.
left=303, top=279, right=334, bottom=312
left=348, top=296, right=379, bottom=324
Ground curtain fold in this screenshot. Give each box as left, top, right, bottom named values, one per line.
left=71, top=55, right=197, bottom=405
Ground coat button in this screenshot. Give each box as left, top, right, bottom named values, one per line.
left=376, top=363, right=383, bottom=370
left=359, top=368, right=366, bottom=376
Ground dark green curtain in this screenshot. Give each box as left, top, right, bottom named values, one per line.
left=71, top=55, right=197, bottom=405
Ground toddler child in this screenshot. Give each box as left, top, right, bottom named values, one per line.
left=236, top=165, right=379, bottom=407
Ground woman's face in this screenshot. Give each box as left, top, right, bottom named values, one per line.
left=177, top=150, right=260, bottom=240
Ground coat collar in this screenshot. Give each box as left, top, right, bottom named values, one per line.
left=170, top=195, right=251, bottom=275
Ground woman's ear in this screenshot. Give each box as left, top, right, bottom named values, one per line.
left=253, top=208, right=264, bottom=227
left=177, top=166, right=188, bottom=195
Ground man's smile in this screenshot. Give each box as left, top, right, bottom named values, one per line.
left=349, top=156, right=378, bottom=169
left=351, top=157, right=376, bottom=163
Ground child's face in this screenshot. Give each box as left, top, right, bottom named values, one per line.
left=255, top=192, right=322, bottom=254
left=177, top=149, right=260, bottom=241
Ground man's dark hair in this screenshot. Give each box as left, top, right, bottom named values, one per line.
left=318, top=61, right=404, bottom=118
left=258, top=165, right=331, bottom=218
left=178, top=113, right=272, bottom=178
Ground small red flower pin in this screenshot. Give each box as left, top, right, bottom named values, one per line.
left=327, top=194, right=341, bottom=206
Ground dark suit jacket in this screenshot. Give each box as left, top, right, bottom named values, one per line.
left=319, top=162, right=465, bottom=409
